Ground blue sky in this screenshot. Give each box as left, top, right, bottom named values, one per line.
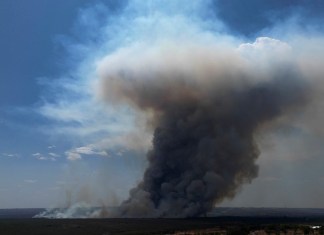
left=1, top=0, right=324, bottom=209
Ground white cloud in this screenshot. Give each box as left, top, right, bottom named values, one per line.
left=74, top=146, right=107, bottom=156
left=1, top=153, right=19, bottom=158
left=33, top=152, right=58, bottom=161
left=65, top=145, right=109, bottom=161
left=238, top=37, right=291, bottom=54
left=48, top=152, right=60, bottom=157
left=33, top=153, right=46, bottom=160
left=66, top=152, right=82, bottom=161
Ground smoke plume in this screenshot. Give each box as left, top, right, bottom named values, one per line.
left=96, top=40, right=308, bottom=217
left=37, top=0, right=324, bottom=218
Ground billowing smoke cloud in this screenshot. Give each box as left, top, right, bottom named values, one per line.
left=96, top=38, right=308, bottom=217
left=37, top=0, right=324, bottom=218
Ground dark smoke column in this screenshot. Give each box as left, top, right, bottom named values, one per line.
left=99, top=44, right=307, bottom=218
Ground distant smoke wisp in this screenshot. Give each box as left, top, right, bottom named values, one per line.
left=96, top=41, right=308, bottom=217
